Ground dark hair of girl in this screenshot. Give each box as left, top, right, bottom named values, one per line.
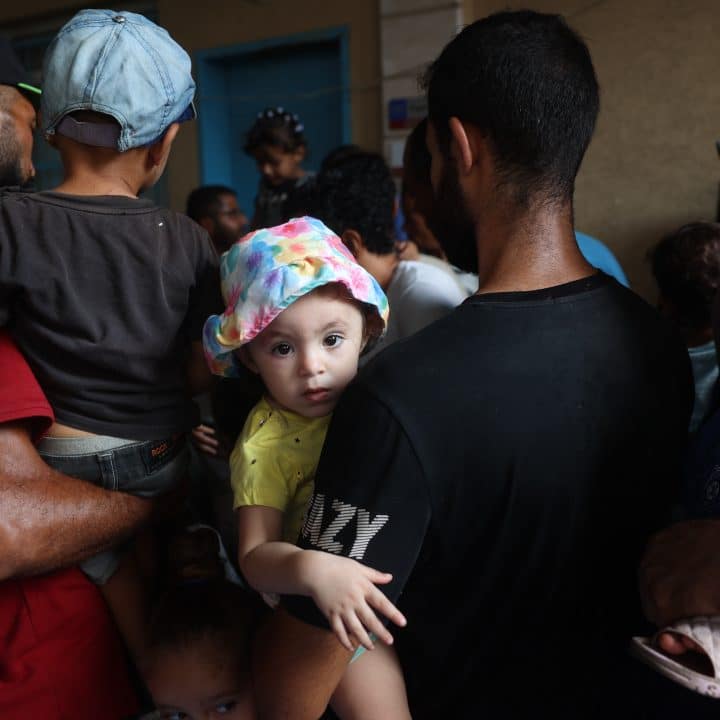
left=244, top=107, right=307, bottom=154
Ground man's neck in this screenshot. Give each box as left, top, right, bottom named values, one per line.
left=475, top=201, right=594, bottom=294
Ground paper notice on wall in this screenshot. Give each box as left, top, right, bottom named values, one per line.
left=388, top=96, right=427, bottom=130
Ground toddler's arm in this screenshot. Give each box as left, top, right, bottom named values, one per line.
left=237, top=506, right=406, bottom=650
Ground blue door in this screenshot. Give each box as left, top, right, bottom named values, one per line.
left=197, top=28, right=350, bottom=218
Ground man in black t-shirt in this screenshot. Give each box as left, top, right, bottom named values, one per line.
left=253, top=11, right=693, bottom=719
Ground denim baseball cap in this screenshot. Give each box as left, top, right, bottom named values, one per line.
left=42, top=9, right=196, bottom=151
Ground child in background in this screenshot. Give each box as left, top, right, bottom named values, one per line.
left=144, top=579, right=259, bottom=720
left=0, top=10, right=220, bottom=660
left=203, top=217, right=411, bottom=719
left=649, top=222, right=720, bottom=432
left=244, top=107, right=314, bottom=228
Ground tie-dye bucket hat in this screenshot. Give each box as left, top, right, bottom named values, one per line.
left=203, top=216, right=389, bottom=377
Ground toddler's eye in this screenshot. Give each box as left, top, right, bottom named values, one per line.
left=161, top=712, right=187, bottom=720
left=324, top=334, right=343, bottom=348
left=272, top=343, right=293, bottom=356
left=215, top=700, right=238, bottom=714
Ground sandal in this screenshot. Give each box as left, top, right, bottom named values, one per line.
left=631, top=616, right=720, bottom=698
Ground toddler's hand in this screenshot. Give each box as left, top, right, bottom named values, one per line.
left=303, top=551, right=407, bottom=652
left=191, top=423, right=222, bottom=457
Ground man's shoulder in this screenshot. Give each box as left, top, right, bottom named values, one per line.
left=596, top=277, right=684, bottom=347
left=357, top=310, right=465, bottom=406
left=0, top=188, right=41, bottom=215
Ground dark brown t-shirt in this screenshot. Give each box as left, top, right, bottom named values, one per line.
left=0, top=190, right=221, bottom=439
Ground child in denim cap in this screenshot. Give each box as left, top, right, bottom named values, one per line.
left=204, top=217, right=411, bottom=719
left=0, top=10, right=219, bottom=660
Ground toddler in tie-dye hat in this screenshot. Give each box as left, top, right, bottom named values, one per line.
left=203, top=217, right=411, bottom=719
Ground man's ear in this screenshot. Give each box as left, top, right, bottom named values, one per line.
left=238, top=345, right=259, bottom=374
left=448, top=117, right=475, bottom=175
left=341, top=229, right=365, bottom=258
left=148, top=122, right=180, bottom=167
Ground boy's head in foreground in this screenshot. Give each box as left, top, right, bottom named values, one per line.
left=41, top=9, right=196, bottom=194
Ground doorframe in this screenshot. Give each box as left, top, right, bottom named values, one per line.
left=194, top=26, right=351, bottom=187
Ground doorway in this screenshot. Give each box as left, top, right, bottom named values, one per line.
left=196, top=27, right=350, bottom=217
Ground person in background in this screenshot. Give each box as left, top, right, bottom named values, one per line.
left=143, top=525, right=259, bottom=720
left=244, top=107, right=314, bottom=229
left=649, top=222, right=720, bottom=432
left=185, top=184, right=246, bottom=520
left=186, top=184, right=248, bottom=255
left=314, top=150, right=467, bottom=360
left=144, top=579, right=258, bottom=720
left=575, top=230, right=630, bottom=287
left=401, top=118, right=449, bottom=260
left=0, top=38, right=40, bottom=187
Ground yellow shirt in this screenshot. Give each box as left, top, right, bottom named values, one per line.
left=230, top=396, right=331, bottom=542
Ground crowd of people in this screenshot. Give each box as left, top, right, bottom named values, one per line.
left=2, top=7, right=720, bottom=720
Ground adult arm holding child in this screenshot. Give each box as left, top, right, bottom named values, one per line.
left=0, top=330, right=153, bottom=580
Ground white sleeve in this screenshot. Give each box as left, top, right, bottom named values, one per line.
left=392, top=263, right=467, bottom=339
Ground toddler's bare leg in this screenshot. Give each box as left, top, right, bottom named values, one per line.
left=99, top=551, right=148, bottom=662
left=330, top=643, right=411, bottom=720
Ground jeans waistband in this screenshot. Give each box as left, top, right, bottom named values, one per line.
left=38, top=434, right=139, bottom=455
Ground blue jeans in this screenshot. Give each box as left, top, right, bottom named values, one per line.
left=38, top=433, right=189, bottom=584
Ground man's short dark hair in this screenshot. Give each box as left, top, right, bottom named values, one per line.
left=314, top=151, right=396, bottom=255
left=186, top=185, right=237, bottom=222
left=424, top=10, right=599, bottom=205
left=650, top=222, right=720, bottom=330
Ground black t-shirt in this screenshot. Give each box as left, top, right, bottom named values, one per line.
left=0, top=190, right=221, bottom=439
left=285, top=273, right=693, bottom=718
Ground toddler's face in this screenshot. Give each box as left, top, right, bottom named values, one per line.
left=244, top=288, right=365, bottom=418
left=251, top=144, right=304, bottom=186
left=146, top=639, right=255, bottom=720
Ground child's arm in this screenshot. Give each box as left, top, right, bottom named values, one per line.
left=237, top=506, right=406, bottom=651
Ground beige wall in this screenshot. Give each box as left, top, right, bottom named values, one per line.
left=471, top=0, right=720, bottom=299
left=157, top=0, right=382, bottom=213
left=3, top=2, right=717, bottom=300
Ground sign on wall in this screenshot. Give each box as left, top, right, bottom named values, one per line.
left=388, top=96, right=427, bottom=130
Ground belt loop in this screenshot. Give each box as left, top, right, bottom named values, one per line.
left=96, top=451, right=118, bottom=491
